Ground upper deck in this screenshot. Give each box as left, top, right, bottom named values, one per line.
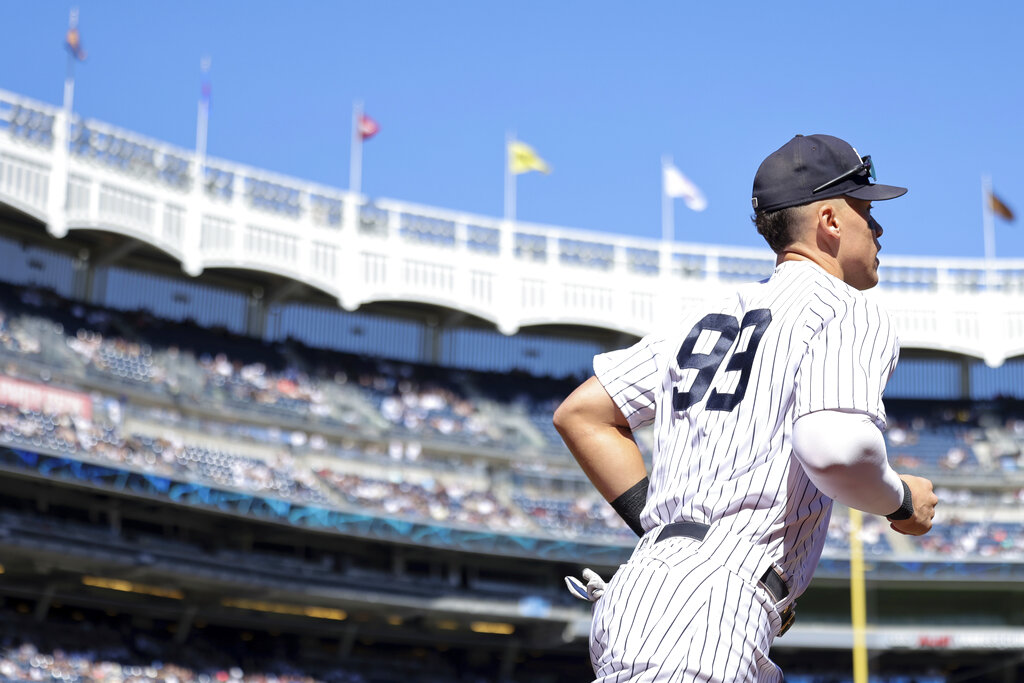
left=3, top=88, right=1023, bottom=366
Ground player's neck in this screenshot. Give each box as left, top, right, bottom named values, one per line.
left=776, top=247, right=843, bottom=280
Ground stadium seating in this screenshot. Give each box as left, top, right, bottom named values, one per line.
left=823, top=509, right=894, bottom=556
left=6, top=395, right=1024, bottom=559
left=0, top=632, right=950, bottom=683
left=2, top=284, right=1010, bottom=472
left=885, top=418, right=980, bottom=471
left=510, top=491, right=633, bottom=539
left=2, top=282, right=1024, bottom=557
left=0, top=623, right=425, bottom=683
left=784, top=675, right=944, bottom=683
left=315, top=467, right=529, bottom=532
left=917, top=518, right=1024, bottom=557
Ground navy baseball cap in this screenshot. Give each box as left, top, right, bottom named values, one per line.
left=751, top=134, right=907, bottom=213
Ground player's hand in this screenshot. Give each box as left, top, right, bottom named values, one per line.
left=564, top=568, right=607, bottom=602
left=889, top=474, right=937, bottom=536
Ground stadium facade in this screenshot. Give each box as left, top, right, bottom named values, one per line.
left=2, top=87, right=1024, bottom=682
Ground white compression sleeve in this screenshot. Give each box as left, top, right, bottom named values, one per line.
left=791, top=410, right=904, bottom=516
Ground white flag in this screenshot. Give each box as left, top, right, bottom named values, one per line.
left=663, top=164, right=707, bottom=211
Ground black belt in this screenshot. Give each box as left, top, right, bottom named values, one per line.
left=654, top=521, right=796, bottom=635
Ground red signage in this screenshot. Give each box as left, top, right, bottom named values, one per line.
left=0, top=375, right=92, bottom=420
left=918, top=635, right=951, bottom=648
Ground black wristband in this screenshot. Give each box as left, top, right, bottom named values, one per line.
left=886, top=480, right=914, bottom=521
left=610, top=477, right=649, bottom=537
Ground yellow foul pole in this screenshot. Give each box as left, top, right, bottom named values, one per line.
left=849, top=508, right=868, bottom=683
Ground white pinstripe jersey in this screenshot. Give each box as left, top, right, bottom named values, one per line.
left=594, top=260, right=900, bottom=599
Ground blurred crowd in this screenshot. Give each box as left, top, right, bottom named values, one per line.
left=317, top=469, right=528, bottom=532
left=0, top=617, right=512, bottom=683
left=5, top=284, right=1018, bottom=468
left=511, top=490, right=635, bottom=539
left=786, top=672, right=943, bottom=683
left=0, top=404, right=329, bottom=507
left=1, top=283, right=1024, bottom=555
left=0, top=286, right=541, bottom=451
left=0, top=629, right=946, bottom=683
left=0, top=644, right=334, bottom=683
left=823, top=511, right=893, bottom=555
left=916, top=518, right=1024, bottom=557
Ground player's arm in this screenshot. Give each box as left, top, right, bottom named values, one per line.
left=553, top=376, right=648, bottom=536
left=791, top=409, right=937, bottom=535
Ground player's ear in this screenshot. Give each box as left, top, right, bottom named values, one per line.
left=813, top=201, right=841, bottom=256
left=817, top=202, right=841, bottom=240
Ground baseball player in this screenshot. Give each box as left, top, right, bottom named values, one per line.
left=554, top=134, right=938, bottom=682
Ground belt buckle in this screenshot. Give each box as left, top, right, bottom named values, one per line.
left=777, top=602, right=796, bottom=636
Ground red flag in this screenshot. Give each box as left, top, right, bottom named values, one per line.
left=989, top=191, right=1015, bottom=222
left=65, top=25, right=86, bottom=61
left=358, top=114, right=379, bottom=141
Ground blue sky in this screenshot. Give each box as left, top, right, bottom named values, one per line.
left=2, top=1, right=1023, bottom=258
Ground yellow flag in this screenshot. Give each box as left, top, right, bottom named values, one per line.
left=509, top=141, right=551, bottom=175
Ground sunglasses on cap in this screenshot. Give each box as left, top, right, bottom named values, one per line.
left=812, top=155, right=876, bottom=195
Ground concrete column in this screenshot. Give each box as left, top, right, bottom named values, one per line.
left=337, top=194, right=361, bottom=312
left=338, top=625, right=358, bottom=658
left=71, top=248, right=91, bottom=301
left=496, top=221, right=520, bottom=335
left=499, top=640, right=520, bottom=680
left=181, top=155, right=215, bottom=278
left=245, top=288, right=267, bottom=339
left=960, top=355, right=972, bottom=400
left=46, top=109, right=69, bottom=239
left=33, top=584, right=56, bottom=622
left=420, top=315, right=448, bottom=366
left=106, top=500, right=121, bottom=535
left=175, top=605, right=199, bottom=644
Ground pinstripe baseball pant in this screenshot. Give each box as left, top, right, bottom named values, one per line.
left=589, top=535, right=785, bottom=683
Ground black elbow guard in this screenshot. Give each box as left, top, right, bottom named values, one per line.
left=611, top=477, right=649, bottom=537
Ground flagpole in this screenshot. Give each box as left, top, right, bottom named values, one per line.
left=62, top=55, right=75, bottom=126
left=504, top=130, right=515, bottom=222
left=195, top=57, right=211, bottom=186
left=661, top=154, right=674, bottom=243
left=182, top=56, right=211, bottom=278
left=982, top=174, right=995, bottom=290
left=50, top=7, right=80, bottom=239
left=350, top=100, right=363, bottom=195
left=62, top=8, right=79, bottom=124
left=59, top=39, right=75, bottom=177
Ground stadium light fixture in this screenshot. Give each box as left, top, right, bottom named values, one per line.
left=470, top=621, right=516, bottom=635
left=81, top=576, right=184, bottom=600
left=220, top=597, right=347, bottom=621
